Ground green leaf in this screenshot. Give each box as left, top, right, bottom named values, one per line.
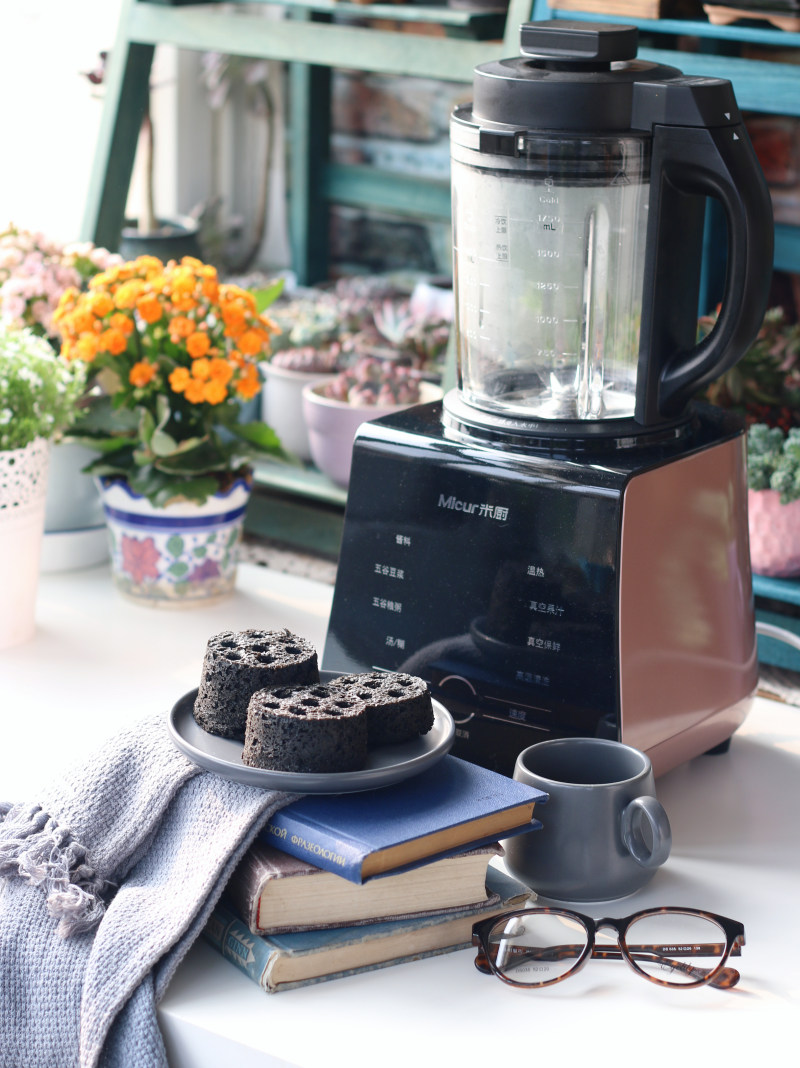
left=251, top=278, right=284, bottom=314
left=67, top=434, right=133, bottom=456
left=139, top=408, right=156, bottom=447
left=228, top=420, right=282, bottom=452
left=168, top=562, right=190, bottom=578
left=151, top=476, right=221, bottom=507
left=150, top=428, right=180, bottom=457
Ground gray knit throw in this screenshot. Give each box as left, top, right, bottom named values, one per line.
left=0, top=714, right=292, bottom=1068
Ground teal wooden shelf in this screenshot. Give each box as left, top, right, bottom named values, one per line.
left=753, top=573, right=800, bottom=607
left=252, top=458, right=347, bottom=508
left=246, top=459, right=347, bottom=558
left=82, top=0, right=531, bottom=276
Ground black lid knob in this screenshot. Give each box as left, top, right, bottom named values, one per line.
left=520, top=20, right=639, bottom=65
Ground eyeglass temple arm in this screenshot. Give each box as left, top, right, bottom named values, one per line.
left=592, top=943, right=741, bottom=988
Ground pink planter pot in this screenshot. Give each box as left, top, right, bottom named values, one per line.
left=748, top=488, right=800, bottom=578
left=302, top=380, right=442, bottom=487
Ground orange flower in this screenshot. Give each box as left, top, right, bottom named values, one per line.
left=133, top=255, right=164, bottom=278
left=100, top=327, right=129, bottom=356
left=88, top=268, right=118, bottom=291
left=237, top=329, right=265, bottom=357
left=76, top=334, right=100, bottom=362
left=129, top=359, right=157, bottom=388
left=208, top=358, right=234, bottom=385
left=169, top=316, right=195, bottom=340
left=186, top=331, right=211, bottom=359
left=191, top=358, right=211, bottom=381
left=221, top=305, right=246, bottom=339
left=70, top=308, right=98, bottom=336
left=184, top=377, right=206, bottom=404
left=115, top=279, right=145, bottom=310
left=137, top=295, right=163, bottom=324
left=169, top=367, right=191, bottom=393
left=201, top=277, right=219, bottom=302
left=54, top=286, right=80, bottom=313
left=203, top=379, right=228, bottom=405
left=235, top=363, right=261, bottom=400
left=110, top=312, right=135, bottom=335
left=89, top=291, right=115, bottom=318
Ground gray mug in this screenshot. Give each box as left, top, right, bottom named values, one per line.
left=503, top=737, right=672, bottom=903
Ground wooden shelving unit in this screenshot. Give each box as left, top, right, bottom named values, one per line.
left=83, top=1, right=800, bottom=568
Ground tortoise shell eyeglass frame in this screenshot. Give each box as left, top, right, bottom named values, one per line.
left=472, top=906, right=745, bottom=990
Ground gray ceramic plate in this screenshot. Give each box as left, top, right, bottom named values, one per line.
left=167, top=686, right=455, bottom=793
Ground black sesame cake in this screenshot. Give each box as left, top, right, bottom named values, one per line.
left=242, top=683, right=368, bottom=773
left=329, top=671, right=434, bottom=746
left=193, top=629, right=319, bottom=740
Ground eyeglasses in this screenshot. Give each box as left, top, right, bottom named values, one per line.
left=472, top=906, right=745, bottom=990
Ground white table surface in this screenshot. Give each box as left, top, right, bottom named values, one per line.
left=2, top=561, right=798, bottom=1067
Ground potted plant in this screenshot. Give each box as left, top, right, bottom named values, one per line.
left=746, top=423, right=800, bottom=577
left=0, top=322, right=86, bottom=647
left=52, top=254, right=284, bottom=605
left=259, top=290, right=346, bottom=462
left=0, top=224, right=123, bottom=568
left=700, top=305, right=800, bottom=577
left=302, top=356, right=443, bottom=487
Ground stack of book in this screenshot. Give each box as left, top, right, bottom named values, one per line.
left=204, top=755, right=546, bottom=993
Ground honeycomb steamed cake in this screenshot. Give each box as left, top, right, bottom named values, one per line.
left=242, top=683, right=368, bottom=773
left=329, top=670, right=434, bottom=746
left=193, top=628, right=319, bottom=739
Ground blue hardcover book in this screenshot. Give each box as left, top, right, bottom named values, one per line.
left=204, top=865, right=530, bottom=993
left=261, top=754, right=546, bottom=883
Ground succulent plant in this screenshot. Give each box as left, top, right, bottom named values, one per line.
left=267, top=293, right=344, bottom=352
left=270, top=343, right=343, bottom=374
left=320, top=356, right=422, bottom=407
left=700, top=306, right=800, bottom=431
left=747, top=422, right=800, bottom=503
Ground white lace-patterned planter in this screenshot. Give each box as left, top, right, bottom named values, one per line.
left=0, top=438, right=50, bottom=648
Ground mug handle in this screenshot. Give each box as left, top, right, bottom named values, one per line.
left=621, top=796, right=672, bottom=869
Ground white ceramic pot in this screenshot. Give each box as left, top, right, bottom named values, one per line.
left=261, top=363, right=332, bottom=462
left=0, top=438, right=50, bottom=648
left=748, top=488, right=800, bottom=577
left=302, top=380, right=443, bottom=487
left=41, top=441, right=109, bottom=573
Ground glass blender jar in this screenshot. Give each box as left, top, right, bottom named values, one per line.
left=449, top=21, right=773, bottom=437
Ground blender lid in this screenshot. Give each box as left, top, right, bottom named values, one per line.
left=459, top=20, right=683, bottom=135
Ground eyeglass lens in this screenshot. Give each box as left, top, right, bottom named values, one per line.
left=485, top=910, right=730, bottom=987
left=618, top=911, right=728, bottom=985
left=486, top=912, right=590, bottom=984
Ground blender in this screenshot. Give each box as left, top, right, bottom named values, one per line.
left=322, top=22, right=774, bottom=776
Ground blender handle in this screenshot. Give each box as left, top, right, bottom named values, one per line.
left=635, top=120, right=774, bottom=424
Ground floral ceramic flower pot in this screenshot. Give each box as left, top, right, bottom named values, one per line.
left=0, top=438, right=50, bottom=648
left=97, top=474, right=252, bottom=606
left=748, top=488, right=800, bottom=578
left=302, top=380, right=443, bottom=487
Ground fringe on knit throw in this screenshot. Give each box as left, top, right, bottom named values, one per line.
left=0, top=714, right=292, bottom=1068
left=0, top=803, right=109, bottom=936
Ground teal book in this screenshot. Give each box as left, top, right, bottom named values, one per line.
left=204, top=866, right=530, bottom=993
left=260, top=755, right=546, bottom=883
